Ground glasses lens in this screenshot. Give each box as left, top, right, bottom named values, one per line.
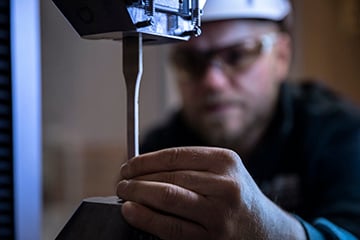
left=216, top=40, right=262, bottom=73
left=171, top=48, right=209, bottom=78
left=171, top=36, right=266, bottom=80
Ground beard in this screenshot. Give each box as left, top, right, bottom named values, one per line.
left=183, top=92, right=273, bottom=154
left=197, top=112, right=248, bottom=149
left=184, top=95, right=254, bottom=149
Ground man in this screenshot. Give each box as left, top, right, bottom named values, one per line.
left=117, top=0, right=360, bottom=239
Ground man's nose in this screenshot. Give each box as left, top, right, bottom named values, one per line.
left=200, top=62, right=229, bottom=90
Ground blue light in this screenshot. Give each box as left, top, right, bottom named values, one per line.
left=11, top=0, right=42, bottom=239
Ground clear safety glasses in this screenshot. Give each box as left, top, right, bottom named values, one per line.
left=171, top=33, right=278, bottom=80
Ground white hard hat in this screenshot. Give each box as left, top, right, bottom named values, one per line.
left=202, top=0, right=292, bottom=22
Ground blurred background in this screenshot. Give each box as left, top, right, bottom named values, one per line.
left=41, top=0, right=360, bottom=239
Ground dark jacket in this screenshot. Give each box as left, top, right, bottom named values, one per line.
left=141, top=81, right=360, bottom=239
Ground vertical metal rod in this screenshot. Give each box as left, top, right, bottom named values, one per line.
left=192, top=0, right=201, bottom=26
left=123, top=34, right=143, bottom=159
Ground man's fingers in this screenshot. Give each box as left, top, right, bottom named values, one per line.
left=122, top=201, right=208, bottom=240
left=121, top=147, right=240, bottom=179
left=133, top=170, right=237, bottom=197
left=117, top=179, right=209, bottom=224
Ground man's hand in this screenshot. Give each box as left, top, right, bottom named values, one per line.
left=116, top=147, right=306, bottom=240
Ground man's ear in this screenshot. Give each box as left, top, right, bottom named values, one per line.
left=275, top=33, right=292, bottom=81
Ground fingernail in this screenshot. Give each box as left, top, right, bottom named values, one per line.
left=121, top=201, right=136, bottom=223
left=116, top=180, right=129, bottom=196
left=120, top=163, right=129, bottom=179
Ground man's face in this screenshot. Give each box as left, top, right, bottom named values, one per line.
left=172, top=20, right=291, bottom=148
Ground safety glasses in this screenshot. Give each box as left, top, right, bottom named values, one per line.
left=171, top=33, right=278, bottom=80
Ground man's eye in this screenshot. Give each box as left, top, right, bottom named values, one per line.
left=223, top=51, right=243, bottom=65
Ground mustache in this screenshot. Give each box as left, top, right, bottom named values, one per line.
left=200, top=94, right=245, bottom=106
